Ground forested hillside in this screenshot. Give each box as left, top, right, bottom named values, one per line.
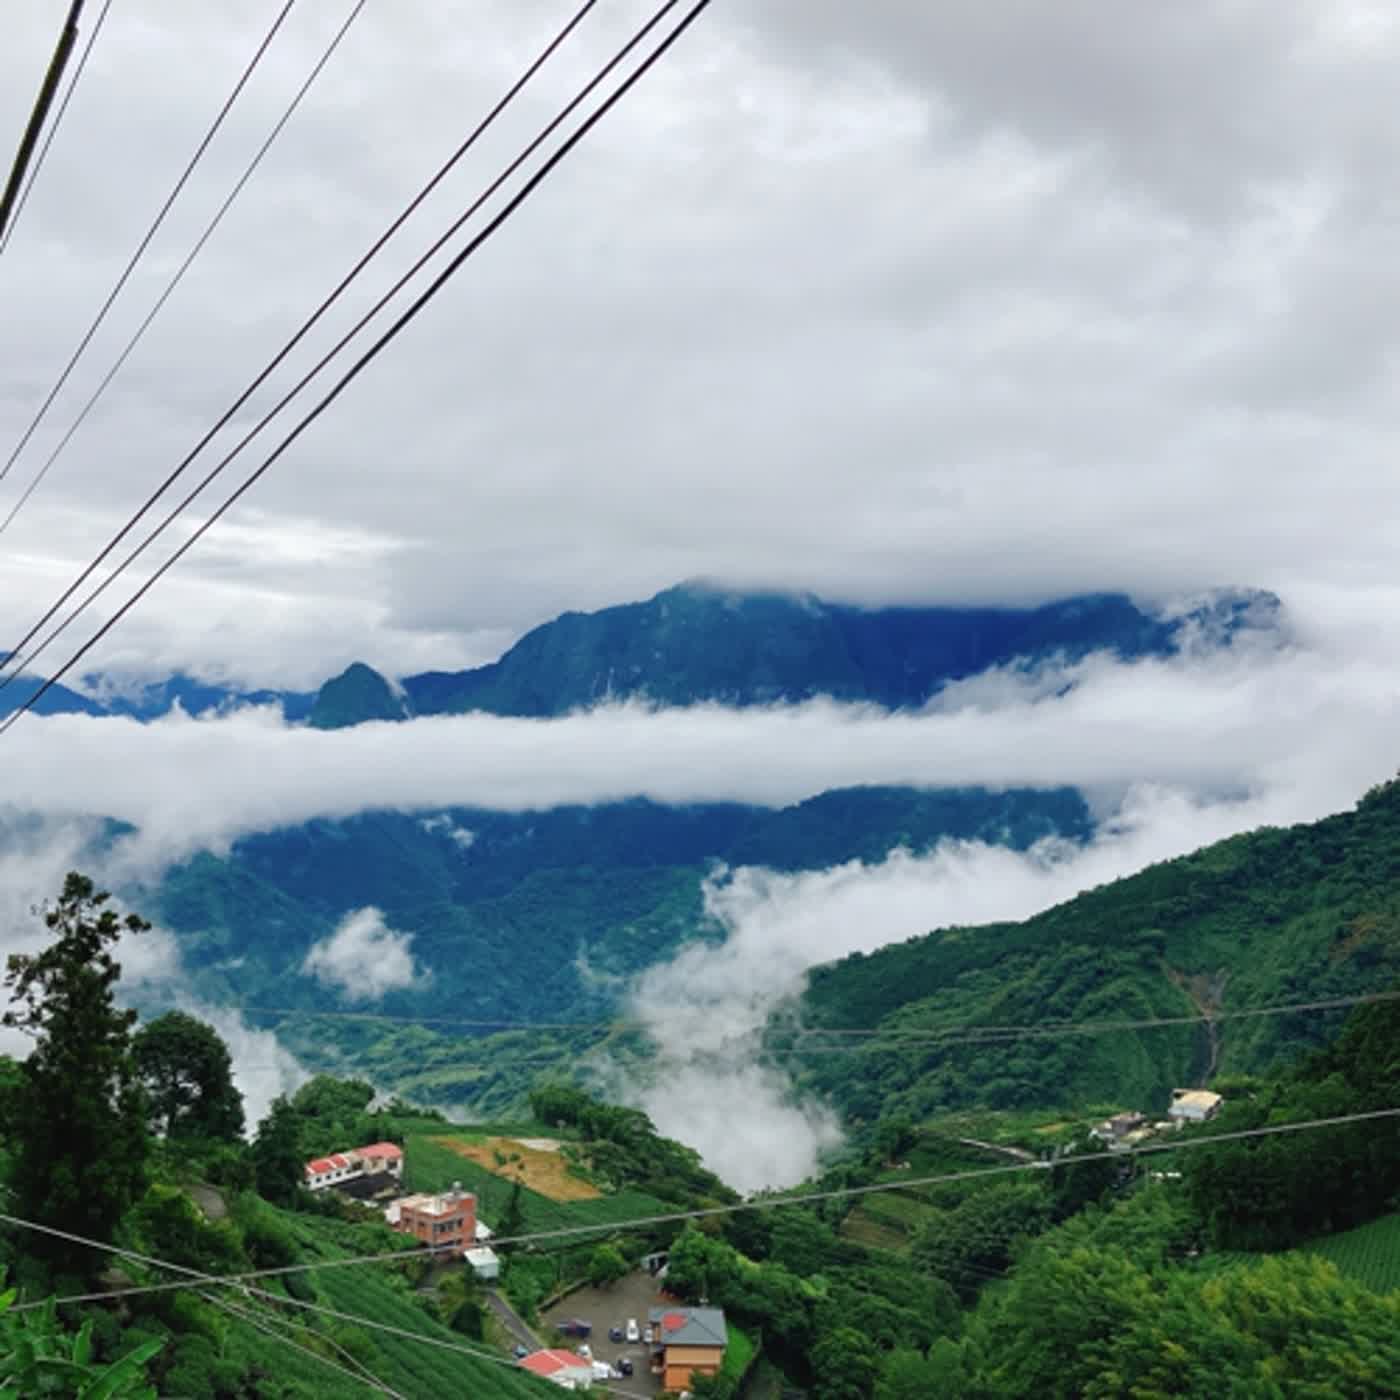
left=142, top=785, right=1087, bottom=1108
left=787, top=777, right=1400, bottom=1125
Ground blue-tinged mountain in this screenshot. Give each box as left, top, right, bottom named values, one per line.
left=309, top=582, right=1281, bottom=727
left=0, top=655, right=314, bottom=722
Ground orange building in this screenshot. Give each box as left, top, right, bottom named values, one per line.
left=390, top=1184, right=477, bottom=1254
left=649, top=1307, right=727, bottom=1391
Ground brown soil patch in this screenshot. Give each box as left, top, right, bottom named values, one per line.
left=431, top=1135, right=602, bottom=1201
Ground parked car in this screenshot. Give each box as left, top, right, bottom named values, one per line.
left=608, top=1326, right=624, bottom=1343
left=616, top=1358, right=634, bottom=1377
left=512, top=1344, right=528, bottom=1359
left=643, top=1324, right=654, bottom=1345
left=557, top=1318, right=592, bottom=1338
left=625, top=1318, right=640, bottom=1343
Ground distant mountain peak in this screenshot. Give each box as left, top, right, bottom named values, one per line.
left=306, top=582, right=1285, bottom=729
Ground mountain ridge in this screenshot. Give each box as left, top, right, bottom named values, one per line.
left=310, top=581, right=1283, bottom=728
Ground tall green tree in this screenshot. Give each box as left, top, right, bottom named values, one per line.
left=250, top=1096, right=303, bottom=1206
left=133, top=1010, right=244, bottom=1141
left=2, top=873, right=148, bottom=1274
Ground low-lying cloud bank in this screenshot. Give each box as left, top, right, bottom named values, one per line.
left=7, top=635, right=1400, bottom=872
left=5, top=628, right=1400, bottom=1178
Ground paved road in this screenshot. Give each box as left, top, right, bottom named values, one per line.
left=486, top=1289, right=540, bottom=1353
left=955, top=1136, right=1038, bottom=1163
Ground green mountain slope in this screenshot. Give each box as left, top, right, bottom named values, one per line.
left=787, top=779, right=1400, bottom=1125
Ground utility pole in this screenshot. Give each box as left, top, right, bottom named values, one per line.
left=0, top=0, right=86, bottom=245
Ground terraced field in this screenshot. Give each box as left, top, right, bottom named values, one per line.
left=431, top=1133, right=602, bottom=1201
left=1303, top=1212, right=1400, bottom=1293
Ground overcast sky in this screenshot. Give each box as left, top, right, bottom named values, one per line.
left=2, top=1, right=1398, bottom=688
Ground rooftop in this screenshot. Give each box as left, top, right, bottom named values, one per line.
left=519, top=1349, right=594, bottom=1379
left=647, top=1306, right=727, bottom=1348
left=305, top=1154, right=353, bottom=1175
left=354, top=1141, right=404, bottom=1160
left=396, top=1191, right=474, bottom=1218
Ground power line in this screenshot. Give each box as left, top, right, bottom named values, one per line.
left=0, top=0, right=370, bottom=543
left=0, top=0, right=114, bottom=256
left=201, top=1290, right=403, bottom=1398
left=219, top=987, right=1400, bottom=1045
left=0, top=0, right=607, bottom=699
left=0, top=0, right=296, bottom=489
left=0, top=1, right=87, bottom=246
left=12, top=1105, right=1398, bottom=1313
left=0, top=0, right=712, bottom=733
left=0, top=1209, right=645, bottom=1396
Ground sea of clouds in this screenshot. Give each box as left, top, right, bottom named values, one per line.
left=4, top=619, right=1400, bottom=1176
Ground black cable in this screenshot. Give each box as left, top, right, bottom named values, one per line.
left=0, top=0, right=296, bottom=488
left=0, top=1, right=86, bottom=245
left=0, top=0, right=368, bottom=543
left=0, top=0, right=713, bottom=732
left=0, top=0, right=605, bottom=695
left=0, top=0, right=682, bottom=707
left=0, top=0, right=116, bottom=256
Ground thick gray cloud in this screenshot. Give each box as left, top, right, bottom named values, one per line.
left=1, top=3, right=1398, bottom=687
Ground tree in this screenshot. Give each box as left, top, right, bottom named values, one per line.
left=251, top=1096, right=304, bottom=1206
left=809, top=1327, right=881, bottom=1400
left=2, top=872, right=149, bottom=1273
left=497, top=1177, right=526, bottom=1250
left=133, top=1010, right=244, bottom=1141
left=0, top=1285, right=162, bottom=1397
left=586, top=1243, right=629, bottom=1289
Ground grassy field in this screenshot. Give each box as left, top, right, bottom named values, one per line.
left=1302, top=1212, right=1400, bottom=1293
left=721, top=1324, right=758, bottom=1383
left=405, top=1131, right=672, bottom=1240
left=430, top=1133, right=602, bottom=1201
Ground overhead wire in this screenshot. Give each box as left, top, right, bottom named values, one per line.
left=0, top=0, right=607, bottom=699
left=201, top=1290, right=404, bottom=1398
left=0, top=1212, right=646, bottom=1396
left=218, top=986, right=1400, bottom=1045
left=0, top=0, right=370, bottom=543
left=0, top=0, right=713, bottom=733
left=0, top=0, right=87, bottom=246
left=8, top=1106, right=1398, bottom=1315
left=0, top=0, right=296, bottom=489
left=0, top=0, right=116, bottom=256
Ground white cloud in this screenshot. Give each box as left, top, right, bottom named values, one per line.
left=301, top=907, right=420, bottom=1001
left=2, top=4, right=1400, bottom=683
left=3, top=627, right=1398, bottom=870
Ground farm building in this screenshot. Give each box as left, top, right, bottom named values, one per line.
left=518, top=1349, right=596, bottom=1389
left=648, top=1306, right=728, bottom=1391
left=388, top=1184, right=477, bottom=1253
left=1169, top=1089, right=1224, bottom=1123
left=304, top=1141, right=404, bottom=1192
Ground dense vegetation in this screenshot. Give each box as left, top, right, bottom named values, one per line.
left=4, top=864, right=1400, bottom=1397
left=789, top=777, right=1400, bottom=1124
left=139, top=784, right=1088, bottom=1112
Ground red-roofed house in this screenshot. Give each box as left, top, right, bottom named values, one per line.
left=518, top=1349, right=596, bottom=1389
left=304, top=1153, right=356, bottom=1191
left=305, top=1141, right=405, bottom=1192
left=350, top=1142, right=404, bottom=1178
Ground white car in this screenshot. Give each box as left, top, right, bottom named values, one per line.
left=625, top=1318, right=640, bottom=1343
